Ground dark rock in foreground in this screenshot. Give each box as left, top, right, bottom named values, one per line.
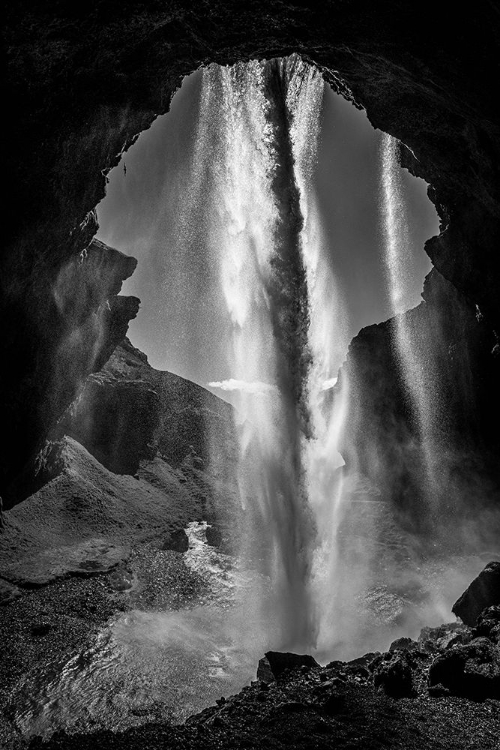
left=428, top=637, right=500, bottom=701
left=162, top=528, right=189, bottom=553
left=28, top=605, right=500, bottom=749
left=257, top=651, right=320, bottom=682
left=453, top=561, right=500, bottom=626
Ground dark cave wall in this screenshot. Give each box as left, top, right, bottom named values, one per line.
left=337, top=269, right=500, bottom=545
left=2, top=1, right=500, bottom=503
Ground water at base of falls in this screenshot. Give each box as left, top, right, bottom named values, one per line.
left=11, top=521, right=481, bottom=740
left=12, top=523, right=271, bottom=738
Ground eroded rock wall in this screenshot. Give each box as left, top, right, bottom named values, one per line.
left=2, top=239, right=139, bottom=508
left=337, top=269, right=500, bottom=545
left=59, top=338, right=237, bottom=480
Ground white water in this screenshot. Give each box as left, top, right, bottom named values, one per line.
left=286, top=62, right=353, bottom=656
left=379, top=134, right=439, bottom=506
left=199, top=57, right=357, bottom=653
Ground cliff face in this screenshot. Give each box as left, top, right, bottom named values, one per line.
left=3, top=1, right=500, bottom=504
left=337, top=269, right=500, bottom=545
left=58, top=338, right=236, bottom=480
left=2, top=238, right=139, bottom=508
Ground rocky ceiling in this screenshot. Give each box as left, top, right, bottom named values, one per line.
left=2, top=1, right=500, bottom=505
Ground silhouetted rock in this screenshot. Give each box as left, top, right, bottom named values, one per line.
left=205, top=525, right=223, bottom=548
left=428, top=638, right=500, bottom=700
left=162, top=529, right=189, bottom=553
left=335, top=270, right=500, bottom=544
left=471, top=605, right=500, bottom=643
left=257, top=651, right=320, bottom=682
left=372, top=650, right=417, bottom=698
left=452, top=562, right=500, bottom=626
left=2, top=239, right=139, bottom=508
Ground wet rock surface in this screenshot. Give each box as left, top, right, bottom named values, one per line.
left=161, top=529, right=189, bottom=553
left=335, top=270, right=500, bottom=541
left=22, top=606, right=500, bottom=749
left=452, top=562, right=500, bottom=626
left=257, top=652, right=320, bottom=683
left=1, top=548, right=499, bottom=748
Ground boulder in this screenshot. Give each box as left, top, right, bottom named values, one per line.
left=428, top=638, right=500, bottom=700
left=452, top=562, right=500, bottom=626
left=471, top=605, right=500, bottom=644
left=205, top=525, right=223, bottom=548
left=372, top=650, right=417, bottom=698
left=257, top=651, right=319, bottom=683
left=162, top=529, right=189, bottom=553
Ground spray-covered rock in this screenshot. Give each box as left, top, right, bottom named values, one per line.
left=257, top=651, right=319, bottom=683
left=452, top=562, right=500, bottom=626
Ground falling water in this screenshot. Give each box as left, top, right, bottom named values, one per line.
left=379, top=134, right=438, bottom=508
left=199, top=56, right=356, bottom=655
left=285, top=61, right=352, bottom=655
left=199, top=58, right=320, bottom=650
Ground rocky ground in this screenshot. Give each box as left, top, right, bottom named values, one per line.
left=0, top=430, right=241, bottom=748
left=0, top=452, right=500, bottom=750
left=20, top=603, right=500, bottom=750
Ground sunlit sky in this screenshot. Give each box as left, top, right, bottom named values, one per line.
left=97, top=65, right=438, bottom=389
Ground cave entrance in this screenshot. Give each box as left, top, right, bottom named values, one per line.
left=41, top=55, right=443, bottom=730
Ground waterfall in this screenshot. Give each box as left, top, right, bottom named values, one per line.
left=193, top=57, right=354, bottom=652
left=380, top=134, right=440, bottom=522
left=286, top=62, right=352, bottom=655
left=198, top=58, right=310, bottom=649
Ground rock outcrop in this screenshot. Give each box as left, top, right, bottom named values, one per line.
left=453, top=562, right=500, bottom=626
left=59, top=337, right=236, bottom=478
left=257, top=651, right=320, bottom=683
left=3, top=1, right=500, bottom=513
left=0, top=431, right=238, bottom=589
left=24, top=590, right=500, bottom=748
left=335, top=269, right=500, bottom=544
left=2, top=239, right=140, bottom=508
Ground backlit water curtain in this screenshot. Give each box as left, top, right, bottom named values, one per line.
left=197, top=56, right=365, bottom=655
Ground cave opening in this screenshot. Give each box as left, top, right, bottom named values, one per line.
left=3, top=6, right=500, bottom=747
left=18, top=56, right=466, bottom=732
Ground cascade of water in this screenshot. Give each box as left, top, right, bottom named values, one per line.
left=284, top=62, right=353, bottom=656
left=380, top=134, right=438, bottom=517
left=191, top=54, right=358, bottom=654
left=198, top=59, right=314, bottom=649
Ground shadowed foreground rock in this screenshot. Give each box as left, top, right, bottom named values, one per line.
left=452, top=562, right=500, bottom=626
left=257, top=651, right=320, bottom=683
left=25, top=577, right=500, bottom=750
